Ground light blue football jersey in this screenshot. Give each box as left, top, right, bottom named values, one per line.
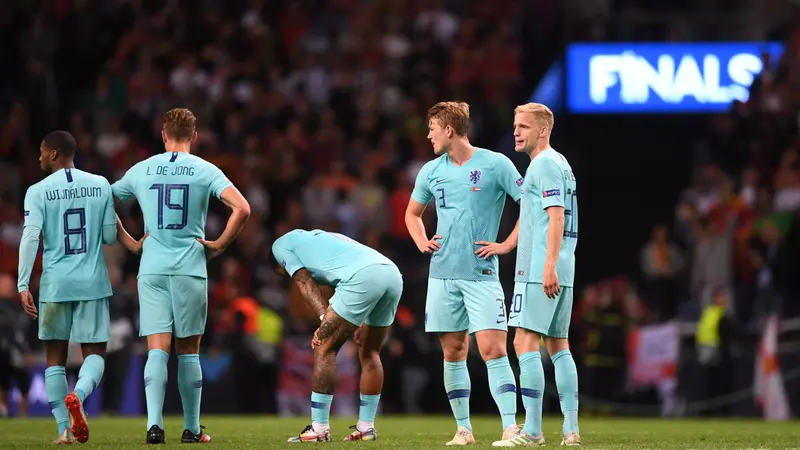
left=112, top=152, right=232, bottom=278
left=515, top=148, right=577, bottom=286
left=21, top=168, right=115, bottom=302
left=411, top=148, right=523, bottom=280
left=271, top=229, right=395, bottom=287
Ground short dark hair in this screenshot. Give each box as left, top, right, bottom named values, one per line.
left=268, top=248, right=282, bottom=273
left=42, top=130, right=77, bottom=158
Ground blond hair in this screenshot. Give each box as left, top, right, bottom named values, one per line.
left=514, top=103, right=554, bottom=130
left=427, top=101, right=470, bottom=136
left=162, top=108, right=197, bottom=141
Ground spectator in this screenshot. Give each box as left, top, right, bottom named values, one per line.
left=640, top=223, right=685, bottom=320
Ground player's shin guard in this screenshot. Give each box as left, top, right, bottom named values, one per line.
left=311, top=392, right=334, bottom=432
left=486, top=356, right=517, bottom=430
left=178, top=354, right=203, bottom=435
left=44, top=366, right=70, bottom=435
left=144, top=349, right=169, bottom=430
left=552, top=350, right=579, bottom=435
left=75, top=354, right=105, bottom=402
left=443, top=360, right=472, bottom=431
left=518, top=351, right=544, bottom=437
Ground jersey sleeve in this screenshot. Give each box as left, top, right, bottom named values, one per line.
left=496, top=154, right=523, bottom=202
left=207, top=164, right=233, bottom=199
left=411, top=163, right=433, bottom=204
left=112, top=167, right=136, bottom=201
left=103, top=180, right=116, bottom=226
left=533, top=158, right=565, bottom=209
left=271, top=236, right=304, bottom=277
left=22, top=185, right=44, bottom=230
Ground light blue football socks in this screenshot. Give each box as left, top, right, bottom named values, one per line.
left=74, top=354, right=104, bottom=403
left=519, top=351, right=545, bottom=436
left=144, top=349, right=169, bottom=430
left=444, top=360, right=472, bottom=431
left=44, top=366, right=70, bottom=435
left=178, top=354, right=203, bottom=434
left=552, top=349, right=579, bottom=435
left=486, top=356, right=518, bottom=429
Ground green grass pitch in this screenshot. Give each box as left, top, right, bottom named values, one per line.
left=0, top=415, right=799, bottom=449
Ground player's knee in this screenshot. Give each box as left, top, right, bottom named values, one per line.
left=478, top=343, right=507, bottom=362
left=545, top=337, right=569, bottom=355
left=175, top=335, right=202, bottom=355
left=359, top=350, right=383, bottom=372
left=513, top=328, right=541, bottom=355
left=147, top=333, right=172, bottom=353
left=440, top=334, right=468, bottom=361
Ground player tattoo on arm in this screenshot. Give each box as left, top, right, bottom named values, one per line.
left=292, top=269, right=328, bottom=318
left=312, top=313, right=358, bottom=394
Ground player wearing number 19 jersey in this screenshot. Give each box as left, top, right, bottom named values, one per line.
left=112, top=109, right=250, bottom=444
left=499, top=103, right=580, bottom=447
left=18, top=131, right=115, bottom=444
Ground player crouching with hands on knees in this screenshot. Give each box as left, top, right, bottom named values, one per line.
left=270, top=229, right=403, bottom=442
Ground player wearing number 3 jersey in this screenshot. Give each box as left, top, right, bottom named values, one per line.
left=112, top=108, right=251, bottom=444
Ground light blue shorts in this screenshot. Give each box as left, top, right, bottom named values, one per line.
left=508, top=282, right=574, bottom=338
left=424, top=278, right=507, bottom=334
left=137, top=275, right=208, bottom=338
left=330, top=264, right=403, bottom=327
left=38, top=298, right=110, bottom=343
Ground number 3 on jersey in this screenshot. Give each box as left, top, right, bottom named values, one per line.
left=150, top=183, right=189, bottom=230
left=436, top=188, right=446, bottom=208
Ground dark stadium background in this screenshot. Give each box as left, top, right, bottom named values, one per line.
left=1, top=0, right=799, bottom=422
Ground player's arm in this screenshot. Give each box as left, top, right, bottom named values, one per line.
left=197, top=185, right=251, bottom=260
left=110, top=171, right=148, bottom=254
left=405, top=166, right=441, bottom=254
left=537, top=159, right=566, bottom=299
left=476, top=155, right=523, bottom=258
left=292, top=269, right=329, bottom=320
left=115, top=214, right=147, bottom=254
left=102, top=183, right=117, bottom=245
left=18, top=187, right=43, bottom=319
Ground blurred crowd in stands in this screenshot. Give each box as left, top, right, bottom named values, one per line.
left=0, top=0, right=798, bottom=417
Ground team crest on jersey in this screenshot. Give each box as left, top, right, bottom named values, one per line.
left=469, top=170, right=481, bottom=184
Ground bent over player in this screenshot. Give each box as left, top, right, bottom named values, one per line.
left=405, top=102, right=523, bottom=445
left=270, top=229, right=403, bottom=443
left=18, top=131, right=116, bottom=444
left=502, top=103, right=580, bottom=447
left=113, top=109, right=251, bottom=444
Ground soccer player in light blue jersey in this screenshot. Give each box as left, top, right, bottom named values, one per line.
left=405, top=102, right=524, bottom=445
left=17, top=131, right=116, bottom=445
left=500, top=103, right=581, bottom=447
left=113, top=109, right=251, bottom=444
left=270, top=229, right=403, bottom=443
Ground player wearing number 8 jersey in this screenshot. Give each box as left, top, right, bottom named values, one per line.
left=112, top=108, right=251, bottom=444
left=497, top=103, right=581, bottom=447
left=18, top=131, right=116, bottom=444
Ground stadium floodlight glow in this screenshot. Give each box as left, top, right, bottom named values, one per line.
left=566, top=42, right=784, bottom=114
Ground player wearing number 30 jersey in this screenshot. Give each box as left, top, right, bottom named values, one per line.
left=497, top=103, right=581, bottom=448
left=112, top=108, right=250, bottom=445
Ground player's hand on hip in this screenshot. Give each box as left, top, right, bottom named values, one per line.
left=474, top=240, right=512, bottom=259
left=132, top=233, right=149, bottom=255
left=418, top=235, right=442, bottom=254
left=542, top=267, right=561, bottom=299
left=197, top=238, right=224, bottom=260
left=19, top=290, right=37, bottom=319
